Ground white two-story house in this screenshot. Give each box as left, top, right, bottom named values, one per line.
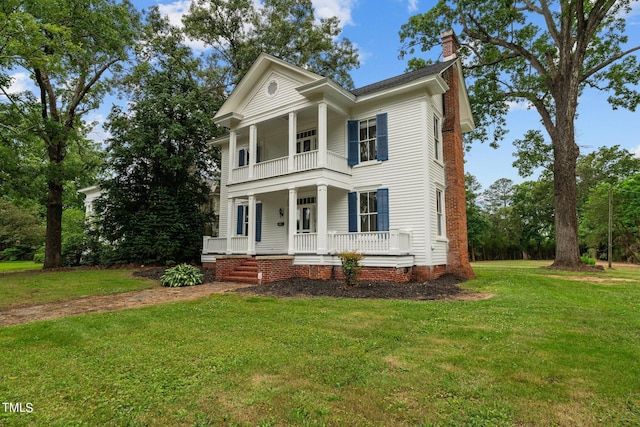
left=202, top=31, right=475, bottom=283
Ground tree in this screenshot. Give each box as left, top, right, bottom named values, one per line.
left=511, top=179, right=555, bottom=259
left=96, top=8, right=220, bottom=265
left=400, top=0, right=640, bottom=269
left=183, top=0, right=360, bottom=90
left=465, top=174, right=491, bottom=261
left=0, top=199, right=45, bottom=261
left=0, top=0, right=140, bottom=268
left=481, top=178, right=514, bottom=214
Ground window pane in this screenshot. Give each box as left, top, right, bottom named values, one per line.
left=360, top=141, right=369, bottom=162
left=369, top=119, right=376, bottom=139
left=360, top=193, right=368, bottom=213
left=303, top=207, right=311, bottom=230
left=304, top=139, right=311, bottom=152
left=370, top=214, right=378, bottom=232
left=368, top=192, right=377, bottom=213
left=360, top=121, right=368, bottom=141
left=369, top=141, right=377, bottom=161
left=361, top=215, right=369, bottom=232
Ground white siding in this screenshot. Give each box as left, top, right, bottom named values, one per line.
left=255, top=192, right=288, bottom=254
left=243, top=71, right=307, bottom=119
left=327, top=187, right=348, bottom=232
left=349, top=94, right=435, bottom=266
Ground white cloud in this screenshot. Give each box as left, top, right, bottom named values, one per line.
left=84, top=112, right=111, bottom=144
left=407, top=0, right=419, bottom=12
left=5, top=72, right=37, bottom=95
left=312, top=0, right=356, bottom=26
left=157, top=0, right=210, bottom=51
left=632, top=144, right=640, bottom=158
left=507, top=100, right=533, bottom=111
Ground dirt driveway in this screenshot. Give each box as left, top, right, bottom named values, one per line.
left=0, top=282, right=252, bottom=327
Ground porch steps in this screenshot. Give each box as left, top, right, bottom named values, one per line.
left=226, top=259, right=259, bottom=283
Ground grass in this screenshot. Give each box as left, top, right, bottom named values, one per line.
left=0, top=269, right=157, bottom=309
left=0, top=261, right=43, bottom=273
left=1, top=262, right=639, bottom=426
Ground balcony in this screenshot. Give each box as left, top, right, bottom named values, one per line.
left=231, top=149, right=350, bottom=184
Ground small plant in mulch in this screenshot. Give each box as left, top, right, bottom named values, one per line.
left=338, top=251, right=363, bottom=287
left=160, top=264, right=203, bottom=287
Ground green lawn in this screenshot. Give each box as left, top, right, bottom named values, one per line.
left=0, top=268, right=157, bottom=309
left=0, top=261, right=43, bottom=273
left=1, top=262, right=639, bottom=426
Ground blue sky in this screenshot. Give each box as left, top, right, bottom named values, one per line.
left=9, top=0, right=638, bottom=190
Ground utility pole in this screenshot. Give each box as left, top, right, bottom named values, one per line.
left=608, top=186, right=613, bottom=269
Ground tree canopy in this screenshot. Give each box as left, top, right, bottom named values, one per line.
left=95, top=8, right=220, bottom=265
left=0, top=0, right=140, bottom=268
left=400, top=0, right=640, bottom=268
left=183, top=0, right=360, bottom=90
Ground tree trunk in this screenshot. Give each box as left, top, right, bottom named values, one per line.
left=44, top=180, right=64, bottom=269
left=550, top=123, right=581, bottom=268
left=43, top=142, right=65, bottom=269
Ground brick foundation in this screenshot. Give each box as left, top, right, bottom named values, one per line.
left=206, top=257, right=448, bottom=284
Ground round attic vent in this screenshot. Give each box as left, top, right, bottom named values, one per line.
left=266, top=79, right=279, bottom=97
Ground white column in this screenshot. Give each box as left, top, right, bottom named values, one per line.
left=247, top=194, right=256, bottom=255
left=288, top=112, right=297, bottom=172
left=248, top=124, right=257, bottom=179
left=317, top=183, right=328, bottom=254
left=318, top=102, right=327, bottom=167
left=226, top=197, right=234, bottom=254
left=228, top=130, right=236, bottom=183
left=288, top=187, right=297, bottom=255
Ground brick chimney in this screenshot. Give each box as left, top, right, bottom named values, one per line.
left=441, top=29, right=459, bottom=61
left=441, top=30, right=475, bottom=280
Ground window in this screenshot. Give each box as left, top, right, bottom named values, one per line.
left=348, top=189, right=389, bottom=233
left=296, top=197, right=316, bottom=233
left=237, top=204, right=249, bottom=236
left=434, top=116, right=441, bottom=161
left=236, top=203, right=262, bottom=241
left=347, top=113, right=387, bottom=165
left=359, top=118, right=377, bottom=162
left=296, top=129, right=317, bottom=153
left=436, top=189, right=444, bottom=236
left=359, top=191, right=378, bottom=232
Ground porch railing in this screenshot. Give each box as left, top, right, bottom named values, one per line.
left=294, top=233, right=317, bottom=253
left=230, top=149, right=349, bottom=183
left=254, top=156, right=288, bottom=180
left=329, top=230, right=412, bottom=255
left=203, top=230, right=412, bottom=255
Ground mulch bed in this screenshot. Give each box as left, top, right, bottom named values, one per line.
left=237, top=274, right=473, bottom=300
left=133, top=267, right=482, bottom=301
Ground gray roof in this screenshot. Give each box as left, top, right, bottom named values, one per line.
left=350, top=59, right=456, bottom=96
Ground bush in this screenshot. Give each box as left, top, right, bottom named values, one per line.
left=33, top=246, right=45, bottom=263
left=581, top=254, right=596, bottom=265
left=338, top=251, right=363, bottom=287
left=160, top=264, right=203, bottom=287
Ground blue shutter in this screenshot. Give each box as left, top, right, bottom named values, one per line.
left=255, top=203, right=262, bottom=242
left=238, top=149, right=245, bottom=167
left=347, top=120, right=359, bottom=166
left=236, top=205, right=244, bottom=235
left=376, top=188, right=389, bottom=231
left=348, top=192, right=358, bottom=232
left=376, top=113, right=388, bottom=161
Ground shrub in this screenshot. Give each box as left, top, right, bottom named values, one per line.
left=160, top=263, right=203, bottom=287
left=581, top=254, right=596, bottom=266
left=338, top=251, right=363, bottom=287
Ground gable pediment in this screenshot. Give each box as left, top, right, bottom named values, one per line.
left=214, top=54, right=323, bottom=127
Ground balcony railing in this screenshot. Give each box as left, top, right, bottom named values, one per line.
left=230, top=150, right=349, bottom=183
left=203, top=230, right=412, bottom=256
